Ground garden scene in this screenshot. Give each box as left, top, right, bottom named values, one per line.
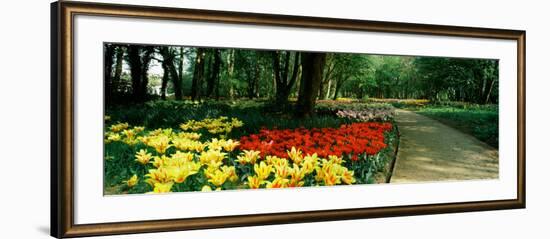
left=103, top=43, right=499, bottom=195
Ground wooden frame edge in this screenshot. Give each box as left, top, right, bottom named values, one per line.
left=50, top=1, right=60, bottom=238
left=51, top=1, right=526, bottom=238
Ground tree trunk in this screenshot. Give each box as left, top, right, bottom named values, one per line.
left=296, top=52, right=326, bottom=117
left=206, top=49, right=221, bottom=97
left=318, top=55, right=335, bottom=100
left=483, top=78, right=496, bottom=104
left=174, top=47, right=184, bottom=100
left=191, top=48, right=206, bottom=101
left=325, top=79, right=332, bottom=99
left=273, top=51, right=300, bottom=107
left=159, top=47, right=183, bottom=100
left=332, top=78, right=345, bottom=100
left=246, top=54, right=259, bottom=99
left=127, top=45, right=142, bottom=102
left=112, top=46, right=124, bottom=97
left=104, top=45, right=115, bottom=103
left=137, top=46, right=154, bottom=100
left=318, top=81, right=324, bottom=100
left=160, top=60, right=169, bottom=100
left=255, top=61, right=261, bottom=98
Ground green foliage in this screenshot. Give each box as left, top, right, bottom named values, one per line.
left=106, top=100, right=354, bottom=141
left=414, top=57, right=499, bottom=103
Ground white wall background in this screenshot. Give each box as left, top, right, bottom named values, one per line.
left=0, top=0, right=547, bottom=238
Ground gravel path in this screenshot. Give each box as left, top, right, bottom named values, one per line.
left=390, top=109, right=499, bottom=183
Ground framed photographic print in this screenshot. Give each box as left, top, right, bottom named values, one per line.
left=51, top=1, right=526, bottom=238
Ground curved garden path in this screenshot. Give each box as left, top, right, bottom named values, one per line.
left=390, top=109, right=499, bottom=183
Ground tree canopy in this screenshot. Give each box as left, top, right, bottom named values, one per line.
left=104, top=43, right=499, bottom=115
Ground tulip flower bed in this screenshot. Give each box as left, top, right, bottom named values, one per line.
left=104, top=114, right=398, bottom=195
left=239, top=122, right=392, bottom=159
left=316, top=101, right=396, bottom=122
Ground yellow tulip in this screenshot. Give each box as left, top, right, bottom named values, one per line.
left=328, top=155, right=344, bottom=164
left=179, top=121, right=194, bottom=131
left=221, top=165, right=238, bottom=182
left=150, top=155, right=170, bottom=168
left=315, top=162, right=341, bottom=186
left=265, top=155, right=279, bottom=165
left=207, top=170, right=229, bottom=187
left=190, top=141, right=206, bottom=152
left=106, top=133, right=121, bottom=142
left=122, top=137, right=138, bottom=146
left=273, top=164, right=290, bottom=178
left=170, top=151, right=194, bottom=166
left=137, top=136, right=150, bottom=145
left=287, top=147, right=303, bottom=164
left=122, top=129, right=135, bottom=140
left=254, top=161, right=273, bottom=180
left=207, top=138, right=224, bottom=151
left=231, top=118, right=244, bottom=128
left=247, top=176, right=264, bottom=189
left=222, top=139, right=240, bottom=152
left=180, top=117, right=240, bottom=135
left=172, top=138, right=193, bottom=151
left=323, top=172, right=340, bottom=186
left=303, top=153, right=319, bottom=165
left=199, top=150, right=226, bottom=165
left=288, top=179, right=305, bottom=188
left=236, top=150, right=261, bottom=164
left=148, top=135, right=172, bottom=154
left=289, top=164, right=305, bottom=182
left=161, top=128, right=173, bottom=137
left=145, top=167, right=171, bottom=185
left=201, top=185, right=213, bottom=192
left=265, top=177, right=289, bottom=189
left=133, top=126, right=145, bottom=133
left=148, top=128, right=163, bottom=136
left=340, top=168, right=356, bottom=185
left=135, top=149, right=152, bottom=165
left=177, top=132, right=201, bottom=140
left=267, top=156, right=288, bottom=167
left=110, top=122, right=129, bottom=132
left=301, top=156, right=318, bottom=175
left=168, top=164, right=199, bottom=183
left=124, top=174, right=138, bottom=187
left=152, top=182, right=173, bottom=193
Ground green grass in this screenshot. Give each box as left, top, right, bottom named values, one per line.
left=415, top=103, right=498, bottom=148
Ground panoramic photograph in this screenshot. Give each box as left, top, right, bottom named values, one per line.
left=103, top=43, right=499, bottom=195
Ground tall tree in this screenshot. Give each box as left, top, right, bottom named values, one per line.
left=155, top=46, right=186, bottom=100
left=191, top=48, right=206, bottom=101
left=112, top=46, right=125, bottom=96
left=158, top=47, right=172, bottom=100
left=331, top=54, right=369, bottom=100
left=272, top=51, right=300, bottom=107
left=127, top=45, right=154, bottom=102
left=104, top=44, right=115, bottom=103
left=160, top=57, right=169, bottom=100
left=175, top=47, right=184, bottom=100
left=127, top=45, right=142, bottom=102
left=296, top=52, right=326, bottom=117
left=318, top=53, right=336, bottom=100
left=225, top=49, right=236, bottom=99
left=206, top=49, right=222, bottom=98
left=234, top=50, right=262, bottom=99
